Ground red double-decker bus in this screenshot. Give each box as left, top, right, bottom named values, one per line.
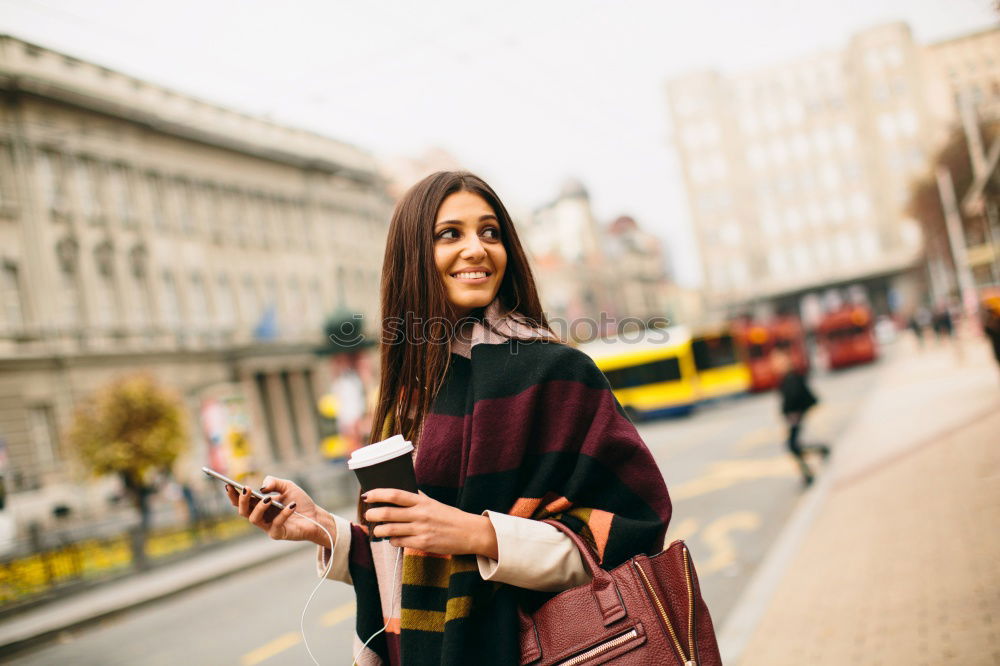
left=733, top=315, right=812, bottom=391
left=733, top=322, right=779, bottom=391
left=771, top=315, right=810, bottom=375
left=817, top=306, right=878, bottom=369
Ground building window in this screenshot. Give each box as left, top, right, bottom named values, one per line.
left=768, top=248, right=788, bottom=277
left=27, top=405, right=61, bottom=469
left=206, top=186, right=224, bottom=242
left=286, top=276, right=301, bottom=332
left=147, top=173, right=169, bottom=231
left=94, top=270, right=120, bottom=329
left=37, top=151, right=69, bottom=213
left=176, top=180, right=196, bottom=233
left=264, top=277, right=280, bottom=318
left=308, top=280, right=323, bottom=328
left=241, top=275, right=259, bottom=325
left=1, top=262, right=25, bottom=330
left=128, top=274, right=152, bottom=329
left=161, top=270, right=182, bottom=327
left=859, top=228, right=879, bottom=260
left=57, top=264, right=82, bottom=329
left=109, top=165, right=136, bottom=227
left=0, top=143, right=18, bottom=209
left=877, top=113, right=898, bottom=141
left=189, top=273, right=211, bottom=324
left=75, top=158, right=105, bottom=223
left=216, top=274, right=236, bottom=328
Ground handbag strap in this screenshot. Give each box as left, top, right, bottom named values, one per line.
left=542, top=519, right=626, bottom=626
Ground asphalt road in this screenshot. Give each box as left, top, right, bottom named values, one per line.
left=11, top=358, right=884, bottom=665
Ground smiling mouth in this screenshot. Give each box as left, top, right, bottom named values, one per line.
left=451, top=271, right=490, bottom=279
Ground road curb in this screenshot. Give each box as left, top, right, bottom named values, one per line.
left=715, top=347, right=901, bottom=663
left=0, top=534, right=315, bottom=659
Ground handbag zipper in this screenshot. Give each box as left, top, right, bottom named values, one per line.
left=555, top=628, right=639, bottom=666
left=633, top=555, right=697, bottom=666
left=683, top=546, right=696, bottom=663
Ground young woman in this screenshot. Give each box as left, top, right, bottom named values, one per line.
left=226, top=171, right=671, bottom=665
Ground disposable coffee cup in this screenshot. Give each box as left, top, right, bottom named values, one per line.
left=348, top=435, right=418, bottom=539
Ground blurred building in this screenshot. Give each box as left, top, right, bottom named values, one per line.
left=667, top=22, right=1000, bottom=318
left=521, top=181, right=677, bottom=337
left=380, top=147, right=466, bottom=199
left=0, top=35, right=391, bottom=537
left=523, top=180, right=622, bottom=333
left=926, top=27, right=1000, bottom=128
left=928, top=27, right=1000, bottom=291
left=604, top=215, right=673, bottom=323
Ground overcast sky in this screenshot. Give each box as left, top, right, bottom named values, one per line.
left=1, top=0, right=996, bottom=285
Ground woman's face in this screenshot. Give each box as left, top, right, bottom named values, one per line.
left=433, top=190, right=508, bottom=317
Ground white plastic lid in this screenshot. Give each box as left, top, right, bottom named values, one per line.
left=347, top=434, right=414, bottom=470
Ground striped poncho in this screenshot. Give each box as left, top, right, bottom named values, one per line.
left=348, top=313, right=672, bottom=665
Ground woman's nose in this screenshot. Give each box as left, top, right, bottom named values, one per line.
left=459, top=234, right=486, bottom=259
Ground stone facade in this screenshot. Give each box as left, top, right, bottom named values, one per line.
left=0, top=35, right=391, bottom=543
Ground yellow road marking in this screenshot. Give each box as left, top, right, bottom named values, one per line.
left=322, top=601, right=356, bottom=626
left=733, top=424, right=783, bottom=453
left=241, top=631, right=301, bottom=666
left=699, top=511, right=761, bottom=574
left=670, top=455, right=798, bottom=501
left=665, top=517, right=699, bottom=544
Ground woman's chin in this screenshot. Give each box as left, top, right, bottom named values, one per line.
left=450, top=296, right=493, bottom=316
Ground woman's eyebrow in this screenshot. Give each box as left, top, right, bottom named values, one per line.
left=435, top=214, right=498, bottom=226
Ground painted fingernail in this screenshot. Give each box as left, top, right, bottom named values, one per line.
left=262, top=496, right=271, bottom=504
left=288, top=502, right=297, bottom=511
left=259, top=486, right=267, bottom=493
left=223, top=484, right=231, bottom=492
left=360, top=493, right=369, bottom=501
left=242, top=487, right=248, bottom=496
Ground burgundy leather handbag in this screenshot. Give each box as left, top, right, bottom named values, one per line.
left=518, top=520, right=723, bottom=666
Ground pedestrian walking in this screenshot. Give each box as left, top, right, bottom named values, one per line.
left=932, top=302, right=955, bottom=341
left=223, top=172, right=672, bottom=665
left=773, top=350, right=829, bottom=486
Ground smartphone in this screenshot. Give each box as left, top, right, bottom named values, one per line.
left=202, top=466, right=287, bottom=518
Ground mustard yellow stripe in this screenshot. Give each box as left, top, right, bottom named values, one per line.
left=445, top=595, right=473, bottom=622
left=402, top=554, right=477, bottom=588
left=401, top=608, right=445, bottom=633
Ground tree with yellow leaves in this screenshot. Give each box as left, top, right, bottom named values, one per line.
left=68, top=374, right=187, bottom=567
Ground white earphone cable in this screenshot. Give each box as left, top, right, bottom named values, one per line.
left=289, top=511, right=336, bottom=666
left=286, top=510, right=402, bottom=666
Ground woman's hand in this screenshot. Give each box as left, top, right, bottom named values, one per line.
left=224, top=477, right=336, bottom=549
left=363, top=489, right=499, bottom=559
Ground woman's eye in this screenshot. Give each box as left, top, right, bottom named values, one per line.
left=436, top=229, right=459, bottom=240
left=482, top=227, right=500, bottom=240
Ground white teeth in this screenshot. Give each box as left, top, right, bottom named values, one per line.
left=454, top=271, right=487, bottom=279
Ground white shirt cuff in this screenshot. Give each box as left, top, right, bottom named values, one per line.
left=476, top=511, right=591, bottom=592
left=316, top=512, right=354, bottom=584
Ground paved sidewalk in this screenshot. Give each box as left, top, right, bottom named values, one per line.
left=722, top=335, right=1000, bottom=665
left=0, top=526, right=314, bottom=656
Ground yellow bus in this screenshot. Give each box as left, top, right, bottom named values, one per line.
left=579, top=326, right=699, bottom=420
left=690, top=327, right=751, bottom=401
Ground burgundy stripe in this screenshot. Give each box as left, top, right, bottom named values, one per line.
left=349, top=523, right=374, bottom=569
left=418, top=380, right=670, bottom=520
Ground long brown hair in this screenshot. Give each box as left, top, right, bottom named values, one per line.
left=370, top=171, right=549, bottom=448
